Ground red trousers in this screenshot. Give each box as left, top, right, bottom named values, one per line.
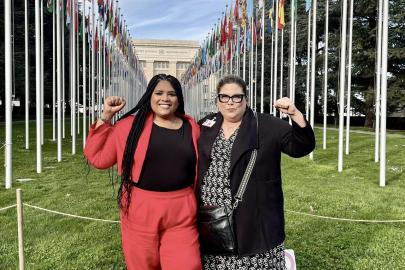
left=120, top=186, right=202, bottom=270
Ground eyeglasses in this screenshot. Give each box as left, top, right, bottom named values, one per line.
left=217, top=94, right=245, bottom=103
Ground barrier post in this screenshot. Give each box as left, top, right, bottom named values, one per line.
left=16, top=189, right=25, bottom=270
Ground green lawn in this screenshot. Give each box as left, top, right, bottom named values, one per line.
left=0, top=119, right=404, bottom=269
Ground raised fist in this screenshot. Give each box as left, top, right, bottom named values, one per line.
left=102, top=96, right=126, bottom=120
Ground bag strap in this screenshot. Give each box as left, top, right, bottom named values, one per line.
left=232, top=112, right=258, bottom=210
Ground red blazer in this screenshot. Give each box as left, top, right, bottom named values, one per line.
left=84, top=112, right=201, bottom=187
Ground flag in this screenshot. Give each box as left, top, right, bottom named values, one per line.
left=75, top=0, right=79, bottom=32
left=66, top=0, right=71, bottom=26
left=268, top=0, right=274, bottom=33
left=241, top=0, right=247, bottom=29
left=109, top=0, right=113, bottom=31
left=306, top=0, right=312, bottom=12
left=228, top=7, right=233, bottom=40
left=252, top=19, right=257, bottom=46
left=221, top=14, right=227, bottom=47
left=247, top=0, right=254, bottom=18
left=234, top=0, right=239, bottom=24
left=278, top=0, right=285, bottom=29
left=258, top=0, right=264, bottom=10
left=46, top=0, right=54, bottom=13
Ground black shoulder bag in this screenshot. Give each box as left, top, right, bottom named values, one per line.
left=198, top=112, right=258, bottom=255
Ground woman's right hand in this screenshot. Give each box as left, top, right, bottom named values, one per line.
left=101, top=96, right=126, bottom=121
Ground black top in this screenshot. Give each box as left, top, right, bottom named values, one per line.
left=137, top=120, right=196, bottom=191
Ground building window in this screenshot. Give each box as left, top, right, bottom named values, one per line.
left=153, top=61, right=169, bottom=69
left=176, top=62, right=190, bottom=70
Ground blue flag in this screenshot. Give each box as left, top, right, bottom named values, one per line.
left=306, top=0, right=312, bottom=12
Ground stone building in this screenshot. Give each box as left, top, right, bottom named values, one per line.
left=131, top=39, right=200, bottom=83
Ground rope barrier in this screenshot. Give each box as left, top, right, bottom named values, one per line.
left=0, top=204, right=16, bottom=212
left=5, top=202, right=405, bottom=224
left=286, top=209, right=405, bottom=223
left=23, top=203, right=120, bottom=224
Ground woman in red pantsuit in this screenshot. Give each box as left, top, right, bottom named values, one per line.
left=84, top=74, right=202, bottom=270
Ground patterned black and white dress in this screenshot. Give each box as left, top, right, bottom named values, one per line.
left=200, top=128, right=286, bottom=270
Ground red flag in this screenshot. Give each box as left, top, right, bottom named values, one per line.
left=221, top=14, right=227, bottom=47
left=253, top=19, right=257, bottom=46
left=228, top=7, right=233, bottom=40
left=234, top=0, right=239, bottom=24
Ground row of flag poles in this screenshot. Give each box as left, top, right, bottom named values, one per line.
left=181, top=0, right=390, bottom=186
left=3, top=0, right=147, bottom=189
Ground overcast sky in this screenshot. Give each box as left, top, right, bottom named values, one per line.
left=117, top=0, right=231, bottom=43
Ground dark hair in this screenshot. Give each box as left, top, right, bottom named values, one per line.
left=118, top=74, right=185, bottom=213
left=216, top=74, right=247, bottom=95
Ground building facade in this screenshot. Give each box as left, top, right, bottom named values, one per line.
left=131, top=39, right=200, bottom=83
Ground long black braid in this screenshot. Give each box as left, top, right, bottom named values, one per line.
left=117, top=74, right=185, bottom=214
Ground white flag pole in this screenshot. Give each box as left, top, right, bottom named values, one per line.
left=338, top=0, right=348, bottom=172
left=375, top=0, right=383, bottom=162
left=345, top=0, right=353, bottom=155
left=323, top=0, right=329, bottom=150
left=249, top=15, right=252, bottom=109
left=260, top=1, right=265, bottom=113
left=305, top=11, right=311, bottom=121
left=35, top=0, right=42, bottom=173
left=57, top=0, right=62, bottom=162
left=62, top=2, right=66, bottom=139
left=83, top=0, right=87, bottom=149
left=5, top=0, right=13, bottom=188
left=72, top=0, right=77, bottom=155
left=379, top=0, right=389, bottom=187
left=288, top=0, right=295, bottom=106
left=292, top=18, right=297, bottom=104
left=309, top=0, right=317, bottom=160
left=41, top=0, right=44, bottom=146
left=269, top=21, right=274, bottom=114
left=91, top=4, right=96, bottom=123
left=273, top=0, right=279, bottom=116
left=98, top=19, right=102, bottom=118
left=25, top=0, right=30, bottom=149
left=52, top=1, right=56, bottom=142
left=279, top=28, right=284, bottom=119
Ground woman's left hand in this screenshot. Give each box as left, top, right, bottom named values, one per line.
left=274, top=97, right=307, bottom=127
left=274, top=97, right=298, bottom=116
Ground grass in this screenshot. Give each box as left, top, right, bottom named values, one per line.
left=0, top=119, right=404, bottom=269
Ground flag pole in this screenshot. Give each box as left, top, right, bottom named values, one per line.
left=273, top=0, right=279, bottom=116
left=83, top=0, right=87, bottom=149
left=279, top=28, right=284, bottom=119
left=91, top=2, right=96, bottom=123
left=323, top=0, right=329, bottom=150
left=25, top=0, right=30, bottom=149
left=345, top=0, right=353, bottom=155
left=41, top=0, right=44, bottom=146
left=375, top=0, right=383, bottom=162
left=305, top=10, right=311, bottom=121
left=72, top=0, right=77, bottom=155
left=309, top=0, right=316, bottom=160
left=338, top=0, right=348, bottom=172
left=288, top=0, right=295, bottom=108
left=260, top=0, right=265, bottom=113
left=379, top=0, right=389, bottom=187
left=5, top=0, right=13, bottom=188
left=62, top=1, right=66, bottom=139
left=57, top=0, right=62, bottom=162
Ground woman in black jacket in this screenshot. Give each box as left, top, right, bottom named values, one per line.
left=197, top=75, right=315, bottom=269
